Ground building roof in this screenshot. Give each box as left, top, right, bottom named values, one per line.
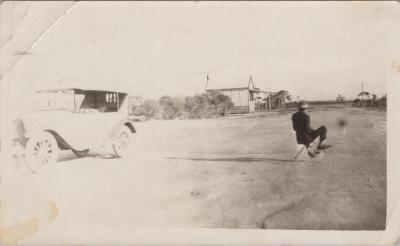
left=206, top=75, right=257, bottom=91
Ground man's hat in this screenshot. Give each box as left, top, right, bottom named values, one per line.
left=298, top=100, right=309, bottom=109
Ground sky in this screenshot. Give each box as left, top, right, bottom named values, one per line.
left=5, top=1, right=400, bottom=103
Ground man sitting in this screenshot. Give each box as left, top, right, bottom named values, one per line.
left=292, top=101, right=329, bottom=158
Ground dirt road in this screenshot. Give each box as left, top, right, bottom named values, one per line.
left=1, top=106, right=386, bottom=242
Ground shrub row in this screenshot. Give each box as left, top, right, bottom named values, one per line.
left=130, top=91, right=233, bottom=120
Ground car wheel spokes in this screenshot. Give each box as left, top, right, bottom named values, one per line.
left=26, top=132, right=59, bottom=172
left=113, top=126, right=133, bottom=158
left=118, top=132, right=130, bottom=149
left=44, top=140, right=53, bottom=153
left=32, top=138, right=55, bottom=165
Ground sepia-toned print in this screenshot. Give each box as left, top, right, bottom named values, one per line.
left=1, top=1, right=399, bottom=245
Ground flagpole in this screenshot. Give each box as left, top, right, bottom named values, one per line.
left=205, top=74, right=209, bottom=91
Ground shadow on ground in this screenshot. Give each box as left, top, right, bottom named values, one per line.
left=166, top=156, right=305, bottom=164
left=58, top=152, right=118, bottom=163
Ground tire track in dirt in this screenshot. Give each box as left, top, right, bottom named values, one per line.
left=256, top=193, right=318, bottom=229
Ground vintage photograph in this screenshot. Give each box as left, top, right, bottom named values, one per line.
left=0, top=1, right=398, bottom=245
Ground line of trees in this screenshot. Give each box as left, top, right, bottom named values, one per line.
left=353, top=92, right=386, bottom=108
left=269, top=90, right=387, bottom=109
left=335, top=92, right=386, bottom=107
left=130, top=91, right=233, bottom=120
left=130, top=88, right=386, bottom=121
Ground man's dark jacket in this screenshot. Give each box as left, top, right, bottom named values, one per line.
left=292, top=111, right=313, bottom=145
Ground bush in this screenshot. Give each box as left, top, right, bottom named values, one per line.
left=130, top=92, right=233, bottom=120
left=131, top=105, right=147, bottom=117
left=183, top=92, right=233, bottom=119
left=270, top=90, right=292, bottom=109
left=159, top=96, right=184, bottom=119
left=138, top=100, right=164, bottom=120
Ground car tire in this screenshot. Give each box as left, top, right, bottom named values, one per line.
left=72, top=149, right=90, bottom=158
left=25, top=131, right=59, bottom=171
left=112, top=125, right=133, bottom=158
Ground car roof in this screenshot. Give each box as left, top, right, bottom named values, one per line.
left=36, top=88, right=129, bottom=94
left=34, top=81, right=131, bottom=93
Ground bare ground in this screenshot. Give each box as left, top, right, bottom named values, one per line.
left=1, top=107, right=386, bottom=238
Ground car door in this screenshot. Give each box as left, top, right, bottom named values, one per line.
left=91, top=92, right=122, bottom=143
left=61, top=91, right=108, bottom=149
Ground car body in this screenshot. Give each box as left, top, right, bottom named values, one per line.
left=13, top=87, right=136, bottom=169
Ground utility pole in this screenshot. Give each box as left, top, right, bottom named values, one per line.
left=268, top=92, right=271, bottom=111
left=361, top=82, right=364, bottom=108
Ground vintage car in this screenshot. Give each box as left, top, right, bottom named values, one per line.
left=13, top=87, right=136, bottom=169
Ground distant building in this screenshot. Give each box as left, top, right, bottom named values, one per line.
left=206, top=76, right=269, bottom=114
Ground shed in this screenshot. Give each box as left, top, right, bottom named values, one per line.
left=206, top=75, right=269, bottom=114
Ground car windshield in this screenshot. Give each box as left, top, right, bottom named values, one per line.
left=77, top=90, right=126, bottom=112
left=32, top=89, right=76, bottom=111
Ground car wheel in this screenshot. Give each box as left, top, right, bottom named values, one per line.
left=25, top=131, right=59, bottom=171
left=113, top=125, right=133, bottom=158
left=72, top=149, right=90, bottom=158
